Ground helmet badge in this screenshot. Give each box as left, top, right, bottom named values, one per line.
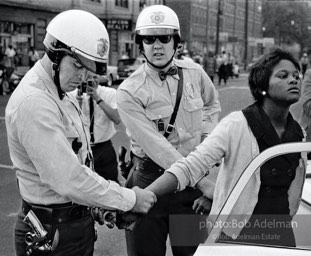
left=97, top=38, right=109, bottom=57
left=150, top=11, right=165, bottom=24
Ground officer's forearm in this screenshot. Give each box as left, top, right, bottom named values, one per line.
left=145, top=172, right=178, bottom=197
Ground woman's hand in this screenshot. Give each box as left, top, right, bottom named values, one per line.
left=192, top=195, right=212, bottom=215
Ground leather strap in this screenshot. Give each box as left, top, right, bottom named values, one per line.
left=89, top=97, right=95, bottom=143
left=164, top=67, right=183, bottom=138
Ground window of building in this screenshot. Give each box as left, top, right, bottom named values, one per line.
left=115, top=0, right=128, bottom=8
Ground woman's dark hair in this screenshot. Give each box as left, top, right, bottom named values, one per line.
left=248, top=47, right=300, bottom=104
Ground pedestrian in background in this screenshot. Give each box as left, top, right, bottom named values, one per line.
left=146, top=47, right=306, bottom=247
left=117, top=5, right=220, bottom=256
left=73, top=74, right=121, bottom=182
left=4, top=44, right=16, bottom=68
left=299, top=68, right=311, bottom=145
left=203, top=51, right=216, bottom=82
left=28, top=46, right=40, bottom=67
left=218, top=50, right=229, bottom=86
left=227, top=52, right=235, bottom=79
left=5, top=9, right=156, bottom=256
left=174, top=38, right=193, bottom=63
left=300, top=52, right=309, bottom=79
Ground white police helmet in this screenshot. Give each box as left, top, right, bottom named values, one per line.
left=43, top=9, right=109, bottom=75
left=136, top=5, right=180, bottom=36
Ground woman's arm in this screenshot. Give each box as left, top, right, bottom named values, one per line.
left=146, top=172, right=178, bottom=197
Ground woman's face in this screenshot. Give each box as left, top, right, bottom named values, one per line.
left=267, top=59, right=301, bottom=105
left=59, top=55, right=89, bottom=92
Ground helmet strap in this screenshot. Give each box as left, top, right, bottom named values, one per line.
left=46, top=47, right=66, bottom=99
left=52, top=62, right=65, bottom=99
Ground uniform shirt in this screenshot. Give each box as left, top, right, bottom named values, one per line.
left=167, top=110, right=306, bottom=237
left=117, top=59, right=220, bottom=170
left=5, top=47, right=15, bottom=58
left=71, top=86, right=117, bottom=143
left=5, top=60, right=135, bottom=211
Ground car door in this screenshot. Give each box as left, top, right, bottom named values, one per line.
left=194, top=142, right=311, bottom=256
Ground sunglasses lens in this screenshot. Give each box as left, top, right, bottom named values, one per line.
left=158, top=35, right=172, bottom=44
left=142, top=36, right=156, bottom=45
left=142, top=35, right=172, bottom=44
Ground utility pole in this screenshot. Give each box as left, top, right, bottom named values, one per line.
left=205, top=0, right=209, bottom=54
left=244, top=0, right=248, bottom=70
left=215, top=0, right=222, bottom=55
left=215, top=0, right=221, bottom=56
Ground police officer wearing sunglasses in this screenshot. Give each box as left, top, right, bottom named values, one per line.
left=117, top=5, right=221, bottom=256
left=6, top=10, right=156, bottom=256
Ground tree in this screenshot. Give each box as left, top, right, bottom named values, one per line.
left=262, top=0, right=311, bottom=55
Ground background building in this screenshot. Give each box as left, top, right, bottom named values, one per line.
left=166, top=0, right=263, bottom=68
left=0, top=0, right=163, bottom=67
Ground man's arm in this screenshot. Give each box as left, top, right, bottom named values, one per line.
left=88, top=86, right=121, bottom=124
left=146, top=172, right=178, bottom=197
left=18, top=94, right=154, bottom=213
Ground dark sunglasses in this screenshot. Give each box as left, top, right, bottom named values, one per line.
left=142, top=35, right=173, bottom=45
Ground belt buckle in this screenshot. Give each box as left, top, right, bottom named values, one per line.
left=165, top=124, right=174, bottom=134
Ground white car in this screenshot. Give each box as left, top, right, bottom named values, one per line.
left=194, top=142, right=311, bottom=256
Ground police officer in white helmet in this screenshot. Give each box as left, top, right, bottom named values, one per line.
left=6, top=9, right=156, bottom=256
left=117, top=5, right=221, bottom=256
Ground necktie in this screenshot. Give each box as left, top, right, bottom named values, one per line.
left=158, top=66, right=178, bottom=81
left=89, top=97, right=95, bottom=143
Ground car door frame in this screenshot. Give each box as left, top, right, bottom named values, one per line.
left=205, top=142, right=311, bottom=245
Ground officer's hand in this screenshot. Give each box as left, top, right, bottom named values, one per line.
left=86, top=85, right=100, bottom=101
left=192, top=195, right=212, bottom=215
left=90, top=207, right=105, bottom=225
left=131, top=186, right=157, bottom=214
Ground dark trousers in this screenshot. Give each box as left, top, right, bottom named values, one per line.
left=125, top=156, right=206, bottom=256
left=15, top=206, right=95, bottom=255
left=92, top=140, right=118, bottom=182
left=218, top=64, right=229, bottom=85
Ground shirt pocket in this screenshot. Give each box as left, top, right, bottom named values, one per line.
left=145, top=105, right=173, bottom=132
left=182, top=97, right=203, bottom=133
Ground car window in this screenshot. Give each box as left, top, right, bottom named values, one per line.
left=205, top=142, right=311, bottom=251
left=118, top=59, right=136, bottom=67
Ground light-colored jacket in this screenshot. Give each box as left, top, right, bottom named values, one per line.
left=5, top=60, right=135, bottom=210
left=167, top=111, right=307, bottom=237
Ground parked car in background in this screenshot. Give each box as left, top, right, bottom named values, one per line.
left=98, top=65, right=118, bottom=87
left=194, top=142, right=311, bottom=256
left=117, top=57, right=146, bottom=81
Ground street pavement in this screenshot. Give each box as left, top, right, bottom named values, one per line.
left=0, top=72, right=302, bottom=255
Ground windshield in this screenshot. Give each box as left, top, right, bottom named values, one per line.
left=118, top=59, right=137, bottom=67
